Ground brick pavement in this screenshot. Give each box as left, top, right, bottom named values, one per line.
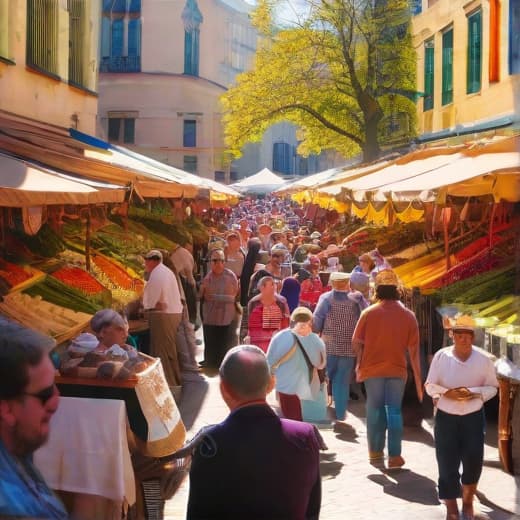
left=165, top=370, right=519, bottom=520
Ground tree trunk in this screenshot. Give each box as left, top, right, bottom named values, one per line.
left=362, top=117, right=381, bottom=162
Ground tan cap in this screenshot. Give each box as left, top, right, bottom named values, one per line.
left=375, top=269, right=398, bottom=287
left=290, top=306, right=313, bottom=322
left=145, top=249, right=163, bottom=261
left=329, top=272, right=350, bottom=282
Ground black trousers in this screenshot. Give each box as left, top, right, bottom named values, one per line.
left=202, top=323, right=234, bottom=369
left=434, top=408, right=485, bottom=499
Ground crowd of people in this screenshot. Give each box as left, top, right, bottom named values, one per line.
left=0, top=194, right=500, bottom=520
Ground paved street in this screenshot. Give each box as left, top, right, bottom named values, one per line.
left=164, top=357, right=519, bottom=520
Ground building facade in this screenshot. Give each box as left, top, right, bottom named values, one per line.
left=413, top=0, right=520, bottom=140
left=0, top=0, right=100, bottom=133
left=97, top=0, right=339, bottom=181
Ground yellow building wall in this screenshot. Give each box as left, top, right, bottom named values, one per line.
left=413, top=0, right=520, bottom=135
left=0, top=0, right=99, bottom=134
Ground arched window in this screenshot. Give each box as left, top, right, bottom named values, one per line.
left=182, top=0, right=203, bottom=76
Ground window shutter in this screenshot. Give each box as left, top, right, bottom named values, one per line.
left=467, top=10, right=482, bottom=94
left=424, top=41, right=434, bottom=111
left=442, top=29, right=453, bottom=105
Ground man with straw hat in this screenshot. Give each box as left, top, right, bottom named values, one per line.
left=425, top=315, right=498, bottom=520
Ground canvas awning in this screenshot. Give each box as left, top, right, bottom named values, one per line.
left=0, top=153, right=127, bottom=207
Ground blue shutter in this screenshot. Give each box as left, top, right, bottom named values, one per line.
left=424, top=40, right=434, bottom=111
left=111, top=18, right=124, bottom=57
left=128, top=18, right=140, bottom=56
left=467, top=10, right=482, bottom=93
left=183, top=120, right=197, bottom=147
left=442, top=29, right=453, bottom=105
left=184, top=29, right=200, bottom=75
left=509, top=0, right=520, bottom=74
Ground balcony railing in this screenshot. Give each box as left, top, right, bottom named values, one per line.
left=100, top=55, right=140, bottom=73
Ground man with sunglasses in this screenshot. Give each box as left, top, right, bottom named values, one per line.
left=0, top=318, right=67, bottom=519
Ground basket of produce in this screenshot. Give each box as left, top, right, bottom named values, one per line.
left=0, top=258, right=46, bottom=293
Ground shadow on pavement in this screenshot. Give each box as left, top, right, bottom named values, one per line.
left=320, top=452, right=344, bottom=480
left=402, top=425, right=435, bottom=447
left=333, top=422, right=360, bottom=443
left=178, top=374, right=209, bottom=430
left=368, top=469, right=440, bottom=505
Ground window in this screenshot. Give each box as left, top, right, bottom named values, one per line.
left=108, top=117, right=135, bottom=144
left=410, top=0, right=422, bottom=15
left=273, top=142, right=293, bottom=175
left=182, top=0, right=203, bottom=76
left=442, top=29, right=453, bottom=105
left=489, top=0, right=500, bottom=82
left=68, top=0, right=86, bottom=87
left=100, top=0, right=141, bottom=73
left=423, top=39, right=434, bottom=111
left=184, top=155, right=198, bottom=174
left=510, top=0, right=520, bottom=74
left=183, top=120, right=197, bottom=147
left=184, top=29, right=200, bottom=76
left=26, top=0, right=59, bottom=76
left=467, top=10, right=482, bottom=94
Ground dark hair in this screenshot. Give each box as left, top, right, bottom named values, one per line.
left=219, top=345, right=271, bottom=400
left=375, top=285, right=400, bottom=300
left=240, top=238, right=262, bottom=306
left=0, top=319, right=51, bottom=399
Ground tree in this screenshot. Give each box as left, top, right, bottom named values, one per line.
left=221, top=0, right=418, bottom=163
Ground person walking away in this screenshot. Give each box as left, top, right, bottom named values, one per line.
left=224, top=232, right=245, bottom=278
left=246, top=276, right=289, bottom=353
left=267, top=307, right=326, bottom=422
left=170, top=238, right=198, bottom=327
left=313, top=272, right=367, bottom=425
left=352, top=269, right=423, bottom=469
left=188, top=345, right=321, bottom=520
left=143, top=249, right=184, bottom=389
left=199, top=249, right=239, bottom=369
left=0, top=319, right=67, bottom=519
left=425, top=315, right=498, bottom=520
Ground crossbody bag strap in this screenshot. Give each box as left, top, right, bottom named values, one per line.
left=271, top=343, right=297, bottom=370
left=291, top=332, right=314, bottom=383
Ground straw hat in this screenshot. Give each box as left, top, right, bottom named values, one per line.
left=375, top=269, right=399, bottom=287
left=449, top=315, right=476, bottom=332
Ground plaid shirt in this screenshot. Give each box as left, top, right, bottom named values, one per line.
left=315, top=291, right=361, bottom=356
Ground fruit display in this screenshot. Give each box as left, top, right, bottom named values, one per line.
left=52, top=266, right=107, bottom=296
left=0, top=292, right=92, bottom=344
left=10, top=223, right=65, bottom=258
left=0, top=258, right=45, bottom=293
left=25, top=276, right=103, bottom=315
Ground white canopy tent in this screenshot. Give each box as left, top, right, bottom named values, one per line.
left=230, top=168, right=286, bottom=194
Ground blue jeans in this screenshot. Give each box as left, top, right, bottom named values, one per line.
left=364, top=377, right=406, bottom=456
left=327, top=355, right=356, bottom=420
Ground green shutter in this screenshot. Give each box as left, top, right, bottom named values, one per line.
left=467, top=10, right=482, bottom=94
left=442, top=29, right=453, bottom=105
left=424, top=41, right=434, bottom=111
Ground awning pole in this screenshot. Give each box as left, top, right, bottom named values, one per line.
left=85, top=207, right=91, bottom=272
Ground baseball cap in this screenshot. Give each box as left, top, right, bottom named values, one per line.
left=144, top=249, right=163, bottom=261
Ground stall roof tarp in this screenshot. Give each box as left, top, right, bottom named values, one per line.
left=275, top=166, right=347, bottom=194
left=71, top=129, right=240, bottom=202
left=0, top=153, right=127, bottom=207
left=231, top=168, right=286, bottom=193
left=318, top=136, right=520, bottom=203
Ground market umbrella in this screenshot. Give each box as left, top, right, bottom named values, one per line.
left=230, top=168, right=287, bottom=194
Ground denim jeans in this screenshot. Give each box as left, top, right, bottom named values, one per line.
left=326, top=355, right=356, bottom=420
left=364, top=377, right=406, bottom=456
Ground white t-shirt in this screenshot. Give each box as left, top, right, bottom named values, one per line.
left=425, top=345, right=498, bottom=415
left=143, top=263, right=183, bottom=314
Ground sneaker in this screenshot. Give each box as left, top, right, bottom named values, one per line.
left=388, top=455, right=405, bottom=469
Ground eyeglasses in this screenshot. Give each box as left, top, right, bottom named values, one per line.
left=23, top=383, right=57, bottom=406
left=211, top=258, right=224, bottom=263
left=271, top=253, right=285, bottom=258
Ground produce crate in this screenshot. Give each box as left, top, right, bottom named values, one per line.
left=0, top=258, right=46, bottom=293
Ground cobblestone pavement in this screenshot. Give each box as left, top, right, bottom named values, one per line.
left=165, top=369, right=519, bottom=520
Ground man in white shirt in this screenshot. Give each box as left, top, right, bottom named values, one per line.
left=143, top=249, right=184, bottom=388
left=425, top=315, right=498, bottom=520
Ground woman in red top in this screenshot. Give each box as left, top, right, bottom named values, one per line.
left=247, top=276, right=290, bottom=353
left=299, top=255, right=325, bottom=311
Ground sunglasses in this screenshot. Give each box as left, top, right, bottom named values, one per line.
left=211, top=258, right=224, bottom=263
left=271, top=253, right=285, bottom=258
left=23, top=383, right=57, bottom=406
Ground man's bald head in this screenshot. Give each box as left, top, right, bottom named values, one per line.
left=219, top=345, right=272, bottom=401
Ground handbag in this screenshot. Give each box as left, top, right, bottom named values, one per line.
left=291, top=333, right=326, bottom=384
